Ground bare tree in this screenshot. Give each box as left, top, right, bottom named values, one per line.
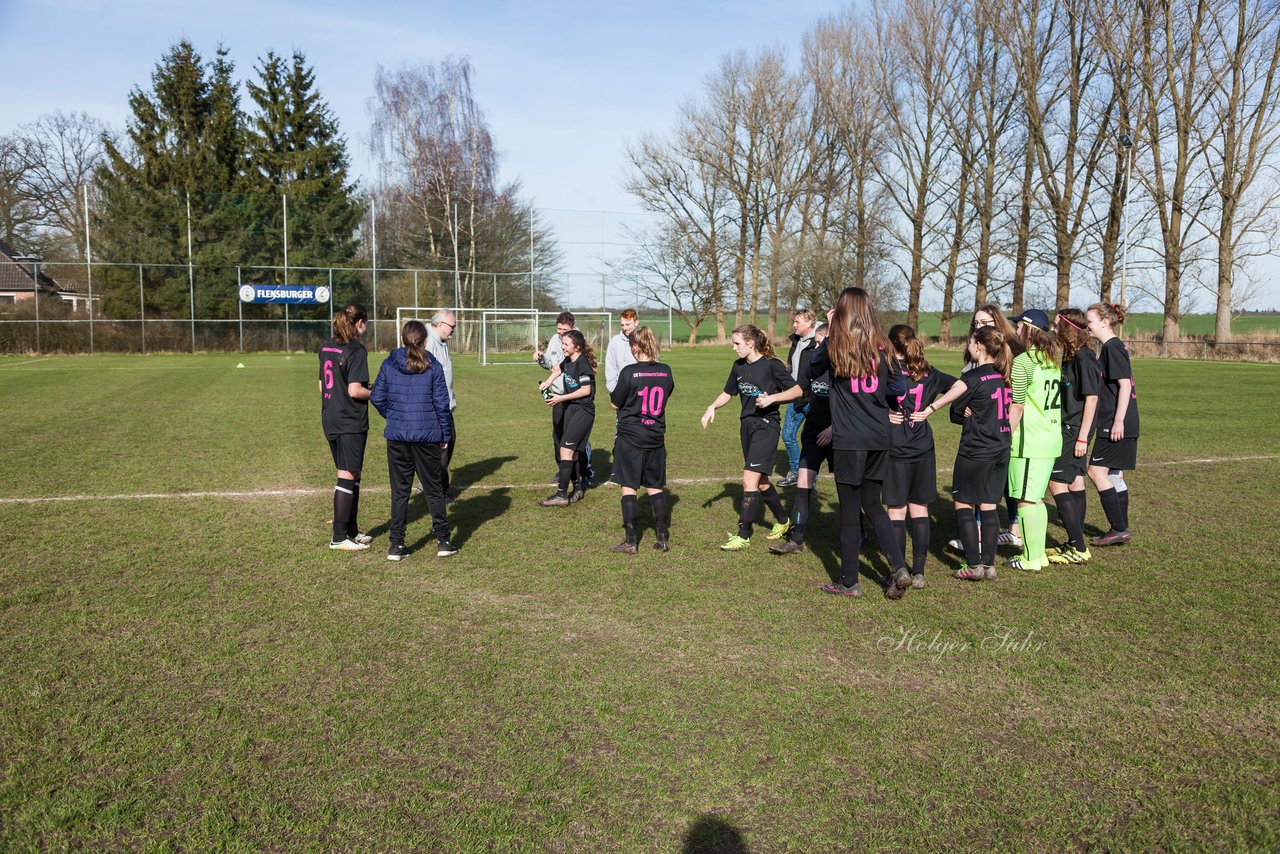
left=611, top=223, right=721, bottom=344
left=0, top=134, right=44, bottom=252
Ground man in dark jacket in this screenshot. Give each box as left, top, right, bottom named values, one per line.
left=779, top=309, right=817, bottom=486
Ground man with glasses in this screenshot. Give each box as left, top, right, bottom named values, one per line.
left=427, top=310, right=458, bottom=495
left=535, top=311, right=595, bottom=487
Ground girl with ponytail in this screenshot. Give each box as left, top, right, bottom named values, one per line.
left=701, top=323, right=802, bottom=551
left=318, top=303, right=372, bottom=551
left=1085, top=302, right=1139, bottom=547
left=912, top=326, right=1012, bottom=581
left=539, top=328, right=599, bottom=505
left=882, top=325, right=965, bottom=588
left=370, top=320, right=457, bottom=559
left=1045, top=308, right=1101, bottom=564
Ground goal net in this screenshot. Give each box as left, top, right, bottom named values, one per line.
left=393, top=307, right=613, bottom=366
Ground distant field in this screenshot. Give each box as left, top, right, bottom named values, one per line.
left=0, top=350, right=1277, bottom=849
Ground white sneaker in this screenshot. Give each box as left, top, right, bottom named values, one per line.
left=329, top=538, right=369, bottom=551
left=997, top=529, right=1023, bottom=548
left=947, top=538, right=964, bottom=552
left=352, top=532, right=373, bottom=545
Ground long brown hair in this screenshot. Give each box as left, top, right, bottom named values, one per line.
left=562, top=329, right=598, bottom=370
left=332, top=303, right=368, bottom=345
left=1088, top=301, right=1128, bottom=328
left=401, top=320, right=431, bottom=374
left=828, top=287, right=890, bottom=379
left=629, top=326, right=660, bottom=361
left=972, top=327, right=1012, bottom=383
left=889, top=324, right=930, bottom=380
left=1017, top=322, right=1060, bottom=369
left=732, top=323, right=775, bottom=360
left=968, top=303, right=1023, bottom=358
left=1055, top=308, right=1091, bottom=363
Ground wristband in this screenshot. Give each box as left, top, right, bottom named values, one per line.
left=1075, top=438, right=1088, bottom=444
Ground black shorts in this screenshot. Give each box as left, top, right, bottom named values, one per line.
left=740, top=417, right=780, bottom=473
left=883, top=451, right=937, bottom=505
left=611, top=437, right=667, bottom=488
left=1090, top=436, right=1138, bottom=471
left=833, top=448, right=888, bottom=486
left=950, top=453, right=1009, bottom=505
left=560, top=406, right=595, bottom=451
left=328, top=432, right=367, bottom=472
left=1051, top=434, right=1090, bottom=484
left=798, top=423, right=834, bottom=471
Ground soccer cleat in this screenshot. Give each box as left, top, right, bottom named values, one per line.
left=720, top=534, right=751, bottom=551
left=1047, top=546, right=1091, bottom=565
left=538, top=492, right=570, bottom=507
left=581, top=478, right=596, bottom=490
left=386, top=544, right=410, bottom=561
left=777, top=470, right=799, bottom=487
left=653, top=536, right=670, bottom=552
left=911, top=573, right=926, bottom=589
left=946, top=538, right=969, bottom=553
left=329, top=538, right=369, bottom=551
left=436, top=539, right=459, bottom=557
left=952, top=566, right=984, bottom=581
left=765, top=519, right=792, bottom=540
left=885, top=568, right=912, bottom=600
left=352, top=532, right=373, bottom=546
left=569, top=488, right=586, bottom=504
left=1004, top=556, right=1044, bottom=572
left=982, top=564, right=997, bottom=580
left=997, top=529, right=1023, bottom=548
left=1091, top=530, right=1132, bottom=547
left=821, top=582, right=863, bottom=597
left=769, top=539, right=805, bottom=555
left=610, top=540, right=638, bottom=554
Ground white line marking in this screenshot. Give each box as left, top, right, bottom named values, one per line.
left=0, top=358, right=51, bottom=368
left=3, top=454, right=1277, bottom=505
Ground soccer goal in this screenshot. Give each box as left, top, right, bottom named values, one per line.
left=393, top=307, right=613, bottom=365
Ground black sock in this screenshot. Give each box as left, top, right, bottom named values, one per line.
left=1005, top=494, right=1018, bottom=531
left=347, top=478, right=361, bottom=538
left=910, top=515, right=930, bottom=575
left=1054, top=492, right=1084, bottom=550
left=759, top=483, right=786, bottom=522
left=980, top=508, right=1000, bottom=566
left=791, top=487, right=812, bottom=543
left=649, top=492, right=669, bottom=537
left=620, top=495, right=639, bottom=543
left=557, top=459, right=575, bottom=493
left=333, top=477, right=355, bottom=542
left=1073, top=491, right=1088, bottom=543
left=836, top=482, right=864, bottom=586
left=1097, top=487, right=1123, bottom=533
left=891, top=519, right=908, bottom=569
left=1116, top=485, right=1130, bottom=531
left=861, top=482, right=905, bottom=571
left=956, top=507, right=980, bottom=567
left=738, top=493, right=760, bottom=539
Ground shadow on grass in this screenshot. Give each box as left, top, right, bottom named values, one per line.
left=450, top=454, right=518, bottom=491
left=440, top=487, right=512, bottom=549
left=682, top=813, right=748, bottom=853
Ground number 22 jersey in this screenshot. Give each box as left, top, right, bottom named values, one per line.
left=611, top=362, right=676, bottom=449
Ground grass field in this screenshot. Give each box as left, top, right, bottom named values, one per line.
left=1, top=348, right=1278, bottom=850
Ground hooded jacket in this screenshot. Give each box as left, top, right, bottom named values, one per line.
left=370, top=348, right=455, bottom=444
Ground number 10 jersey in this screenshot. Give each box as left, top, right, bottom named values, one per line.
left=611, top=362, right=676, bottom=449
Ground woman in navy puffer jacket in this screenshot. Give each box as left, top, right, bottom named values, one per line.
left=371, top=320, right=457, bottom=559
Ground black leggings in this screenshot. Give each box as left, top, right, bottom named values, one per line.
left=836, top=479, right=906, bottom=587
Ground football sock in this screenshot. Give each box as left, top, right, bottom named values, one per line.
left=347, top=478, right=361, bottom=538
left=649, top=492, right=669, bottom=538
left=860, top=481, right=905, bottom=570
left=333, top=477, right=355, bottom=542
left=620, top=494, right=639, bottom=543
left=1109, top=472, right=1130, bottom=531
left=790, top=487, right=813, bottom=544
left=910, top=515, right=930, bottom=576
left=557, top=459, right=575, bottom=494
left=1053, top=492, right=1085, bottom=550
left=1097, top=487, right=1123, bottom=533
left=738, top=493, right=760, bottom=539
left=956, top=507, right=980, bottom=568
left=891, top=519, right=908, bottom=569
left=979, top=508, right=1000, bottom=566
left=759, top=483, right=786, bottom=522
left=1017, top=502, right=1048, bottom=563
left=836, top=482, right=864, bottom=587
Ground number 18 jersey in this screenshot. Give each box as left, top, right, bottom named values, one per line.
left=612, top=361, right=676, bottom=449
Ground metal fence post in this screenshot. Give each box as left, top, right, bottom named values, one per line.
left=237, top=266, right=244, bottom=352
left=186, top=192, right=196, bottom=354
left=139, top=264, right=146, bottom=355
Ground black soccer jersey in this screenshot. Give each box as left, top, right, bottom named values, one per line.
left=1060, top=347, right=1102, bottom=433
left=1096, top=338, right=1139, bottom=438
left=799, top=352, right=832, bottom=433
left=724, top=356, right=796, bottom=420
left=559, top=354, right=596, bottom=414
left=319, top=338, right=370, bottom=439
left=891, top=368, right=958, bottom=460
left=809, top=345, right=903, bottom=452
left=612, top=361, right=675, bottom=450
left=950, top=368, right=1012, bottom=460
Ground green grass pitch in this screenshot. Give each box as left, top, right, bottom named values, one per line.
left=1, top=348, right=1277, bottom=850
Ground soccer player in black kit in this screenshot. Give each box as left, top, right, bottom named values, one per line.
left=538, top=329, right=598, bottom=506
left=318, top=303, right=372, bottom=551
left=608, top=326, right=675, bottom=553
left=701, top=324, right=802, bottom=551
left=1086, top=301, right=1139, bottom=547
left=770, top=323, right=830, bottom=555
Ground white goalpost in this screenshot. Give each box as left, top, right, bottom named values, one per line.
left=394, top=307, right=613, bottom=366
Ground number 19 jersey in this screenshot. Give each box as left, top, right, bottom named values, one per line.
left=612, top=361, right=676, bottom=449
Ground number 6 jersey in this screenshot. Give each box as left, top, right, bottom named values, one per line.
left=611, top=361, right=676, bottom=449
left=319, top=337, right=370, bottom=439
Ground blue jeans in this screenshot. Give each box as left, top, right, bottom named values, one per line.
left=781, top=401, right=808, bottom=475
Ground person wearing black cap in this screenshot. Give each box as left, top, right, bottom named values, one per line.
left=1003, top=308, right=1062, bottom=572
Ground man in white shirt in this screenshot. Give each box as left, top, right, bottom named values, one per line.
left=427, top=310, right=457, bottom=494
left=604, top=308, right=639, bottom=393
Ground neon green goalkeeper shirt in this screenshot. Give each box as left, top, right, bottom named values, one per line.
left=1010, top=348, right=1062, bottom=459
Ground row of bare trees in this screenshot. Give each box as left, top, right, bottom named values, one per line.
left=623, top=0, right=1280, bottom=342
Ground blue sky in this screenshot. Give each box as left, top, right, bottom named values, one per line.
left=2, top=0, right=1276, bottom=311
